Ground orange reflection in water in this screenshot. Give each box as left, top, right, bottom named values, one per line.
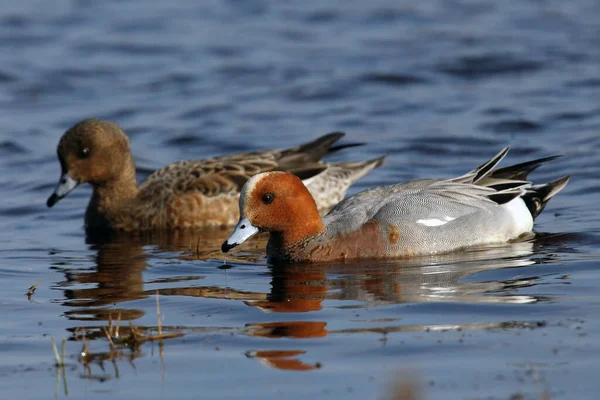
left=245, top=350, right=320, bottom=371
left=249, top=268, right=328, bottom=312
left=245, top=321, right=328, bottom=339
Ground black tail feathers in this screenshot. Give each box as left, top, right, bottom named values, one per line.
left=522, top=176, right=570, bottom=218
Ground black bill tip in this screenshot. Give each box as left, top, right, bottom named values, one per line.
left=221, top=241, right=237, bottom=253
left=47, top=194, right=59, bottom=208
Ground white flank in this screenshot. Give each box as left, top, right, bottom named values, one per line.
left=416, top=216, right=456, bottom=227
left=501, top=197, right=533, bottom=236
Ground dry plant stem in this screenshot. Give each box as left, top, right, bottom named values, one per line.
left=80, top=341, right=89, bottom=359
left=160, top=341, right=166, bottom=383
left=51, top=336, right=61, bottom=366
left=108, top=313, right=114, bottom=336
left=112, top=358, right=120, bottom=379
left=25, top=280, right=41, bottom=298
left=62, top=365, right=69, bottom=396
left=61, top=338, right=66, bottom=364
left=156, top=290, right=162, bottom=336
left=51, top=336, right=68, bottom=396
left=116, top=312, right=121, bottom=338
left=102, top=327, right=115, bottom=347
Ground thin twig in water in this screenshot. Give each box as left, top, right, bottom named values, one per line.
left=156, top=290, right=162, bottom=336
left=102, top=327, right=115, bottom=347
left=25, top=280, right=41, bottom=300
left=51, top=336, right=63, bottom=366
left=61, top=338, right=66, bottom=365
left=115, top=312, right=121, bottom=338
left=50, top=336, right=69, bottom=395
left=108, top=313, right=114, bottom=337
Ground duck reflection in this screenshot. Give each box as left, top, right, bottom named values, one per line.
left=244, top=350, right=321, bottom=371
left=239, top=239, right=565, bottom=370
left=325, top=241, right=544, bottom=306
left=244, top=240, right=546, bottom=317
left=55, top=228, right=567, bottom=375
left=59, top=232, right=563, bottom=324
left=60, top=228, right=268, bottom=323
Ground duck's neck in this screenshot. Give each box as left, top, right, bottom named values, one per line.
left=87, top=160, right=139, bottom=229
left=267, top=218, right=325, bottom=261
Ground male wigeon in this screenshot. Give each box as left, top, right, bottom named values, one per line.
left=47, top=119, right=384, bottom=231
left=222, top=147, right=570, bottom=262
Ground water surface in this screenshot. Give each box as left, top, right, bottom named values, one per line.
left=1, top=1, right=599, bottom=399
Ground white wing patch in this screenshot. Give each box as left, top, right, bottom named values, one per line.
left=416, top=216, right=456, bottom=227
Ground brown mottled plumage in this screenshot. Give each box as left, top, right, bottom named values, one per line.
left=47, top=119, right=384, bottom=232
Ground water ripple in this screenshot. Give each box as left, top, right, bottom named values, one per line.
left=480, top=119, right=543, bottom=134
left=438, top=53, right=544, bottom=79
left=360, top=73, right=429, bottom=86
left=0, top=0, right=598, bottom=399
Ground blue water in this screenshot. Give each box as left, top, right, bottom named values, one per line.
left=1, top=1, right=599, bottom=399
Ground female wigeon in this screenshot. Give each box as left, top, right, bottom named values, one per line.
left=222, top=147, right=570, bottom=262
left=47, top=119, right=384, bottom=231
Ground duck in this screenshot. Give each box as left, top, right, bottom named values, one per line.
left=46, top=119, right=384, bottom=231
left=221, top=147, right=570, bottom=262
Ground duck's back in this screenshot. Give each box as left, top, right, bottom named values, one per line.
left=135, top=159, right=249, bottom=229
left=133, top=156, right=385, bottom=230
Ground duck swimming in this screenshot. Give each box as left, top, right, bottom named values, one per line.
left=47, top=119, right=384, bottom=231
left=222, top=147, right=569, bottom=262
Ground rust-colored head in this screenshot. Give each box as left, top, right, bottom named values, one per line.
left=222, top=172, right=325, bottom=252
left=47, top=119, right=135, bottom=207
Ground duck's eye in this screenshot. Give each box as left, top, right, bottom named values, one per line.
left=261, top=193, right=275, bottom=205
left=80, top=147, right=90, bottom=159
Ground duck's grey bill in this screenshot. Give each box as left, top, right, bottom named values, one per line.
left=221, top=217, right=259, bottom=253
left=47, top=173, right=79, bottom=207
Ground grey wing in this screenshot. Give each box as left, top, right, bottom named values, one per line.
left=372, top=181, right=497, bottom=225
left=370, top=181, right=524, bottom=256
left=323, top=179, right=498, bottom=235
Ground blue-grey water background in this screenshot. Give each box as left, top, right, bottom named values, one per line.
left=1, top=0, right=599, bottom=399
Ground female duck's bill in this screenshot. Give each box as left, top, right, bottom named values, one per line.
left=47, top=173, right=79, bottom=207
